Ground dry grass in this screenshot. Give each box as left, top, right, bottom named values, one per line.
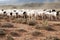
left=10, top=32, right=20, bottom=37
left=17, top=29, right=27, bottom=32
left=35, top=24, right=43, bottom=30
left=2, top=23, right=14, bottom=28
left=45, top=36, right=60, bottom=40
left=27, top=19, right=37, bottom=26
left=0, top=16, right=4, bottom=19
left=7, top=36, right=14, bottom=40
left=0, top=12, right=59, bottom=40
left=31, top=31, right=42, bottom=37
left=43, top=25, right=56, bottom=31
left=12, top=18, right=22, bottom=23
left=0, top=29, right=6, bottom=37
left=35, top=21, right=56, bottom=31
left=12, top=18, right=27, bottom=24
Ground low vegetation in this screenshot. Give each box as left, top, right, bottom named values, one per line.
left=41, top=19, right=56, bottom=31
left=12, top=18, right=27, bottom=24
left=12, top=18, right=23, bottom=23
left=10, top=32, right=20, bottom=37
left=17, top=29, right=27, bottom=32
left=21, top=19, right=27, bottom=24
left=53, top=23, right=60, bottom=26
left=0, top=23, right=2, bottom=27
left=44, top=25, right=56, bottom=31
left=27, top=19, right=37, bottom=26
left=7, top=36, right=14, bottom=40
left=45, top=36, right=60, bottom=40
left=31, top=31, right=42, bottom=36
left=35, top=24, right=43, bottom=30
left=0, top=16, right=4, bottom=19
left=0, top=29, right=6, bottom=36
left=2, top=23, right=14, bottom=28
left=0, top=11, right=59, bottom=40
left=35, top=23, right=55, bottom=31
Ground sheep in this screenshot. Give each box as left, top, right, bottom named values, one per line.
left=0, top=10, right=3, bottom=15
left=10, top=12, right=13, bottom=16
left=16, top=9, right=24, bottom=18
left=23, top=11, right=28, bottom=19
left=0, top=9, right=58, bottom=21
left=56, top=11, right=60, bottom=20
left=6, top=9, right=12, bottom=16
left=56, top=11, right=60, bottom=17
left=2, top=10, right=7, bottom=16
left=44, top=9, right=57, bottom=21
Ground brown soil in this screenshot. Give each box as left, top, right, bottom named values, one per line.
left=0, top=19, right=60, bottom=40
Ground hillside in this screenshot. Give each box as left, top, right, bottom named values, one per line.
left=21, top=3, right=60, bottom=9
left=0, top=3, right=60, bottom=9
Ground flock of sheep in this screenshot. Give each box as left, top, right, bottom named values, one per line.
left=0, top=9, right=60, bottom=20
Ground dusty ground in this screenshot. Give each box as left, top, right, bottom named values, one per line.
left=0, top=17, right=60, bottom=40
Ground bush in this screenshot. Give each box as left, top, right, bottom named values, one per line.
left=5, top=19, right=10, bottom=22
left=17, top=29, right=27, bottom=32
left=12, top=20, right=16, bottom=23
left=42, top=19, right=48, bottom=27
left=27, top=20, right=37, bottom=26
left=35, top=24, right=43, bottom=30
left=4, top=16, right=9, bottom=20
left=11, top=16, right=15, bottom=20
left=53, top=24, right=60, bottom=26
left=31, top=31, right=42, bottom=36
left=42, top=19, right=55, bottom=31
left=54, top=37, right=60, bottom=40
left=7, top=36, right=14, bottom=40
left=0, top=29, right=6, bottom=36
left=14, top=18, right=23, bottom=23
left=45, top=36, right=60, bottom=40
left=21, top=19, right=27, bottom=24
left=44, top=25, right=56, bottom=31
left=12, top=18, right=27, bottom=24
left=2, top=23, right=14, bottom=28
left=0, top=16, right=4, bottom=19
left=0, top=23, right=2, bottom=27
left=35, top=24, right=55, bottom=31
left=10, top=32, right=20, bottom=37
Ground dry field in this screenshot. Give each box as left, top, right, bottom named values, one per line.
left=0, top=14, right=60, bottom=40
